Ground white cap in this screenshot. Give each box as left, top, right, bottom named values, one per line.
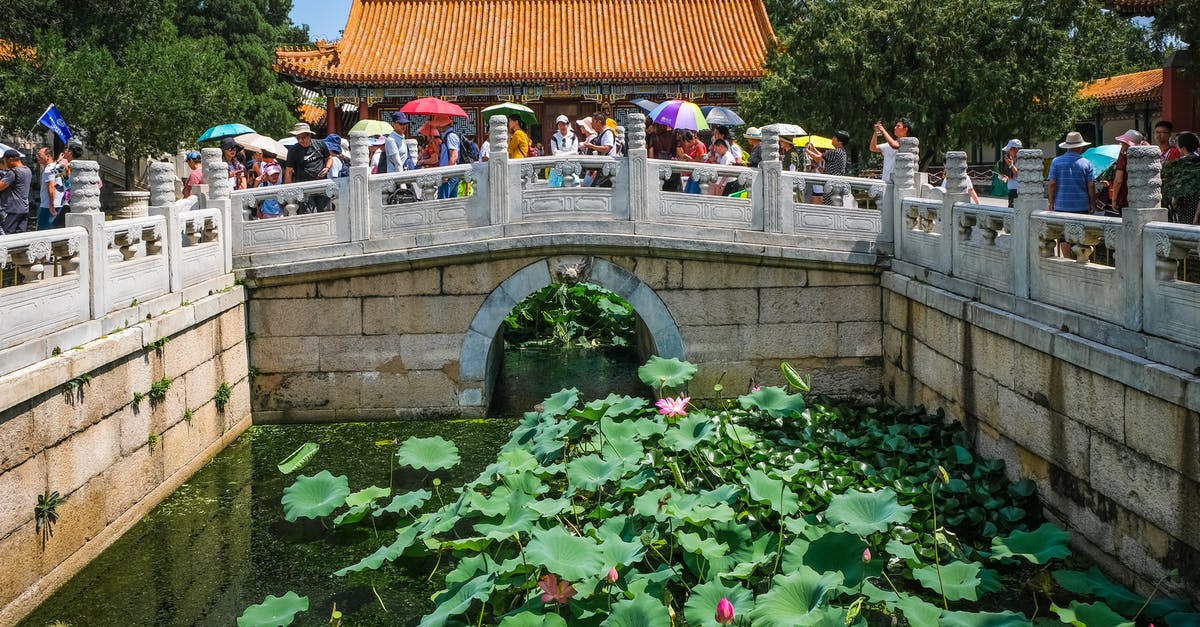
left=555, top=114, right=570, bottom=125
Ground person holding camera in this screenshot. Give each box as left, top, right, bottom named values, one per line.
left=869, top=118, right=912, bottom=183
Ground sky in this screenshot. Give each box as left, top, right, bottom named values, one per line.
left=289, top=0, right=354, bottom=42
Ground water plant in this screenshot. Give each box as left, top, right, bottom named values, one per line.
left=503, top=282, right=635, bottom=348
left=35, top=490, right=66, bottom=549
left=144, top=336, right=169, bottom=353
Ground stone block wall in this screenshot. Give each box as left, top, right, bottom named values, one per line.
left=0, top=289, right=252, bottom=625
left=881, top=271, right=1200, bottom=604
left=247, top=253, right=883, bottom=421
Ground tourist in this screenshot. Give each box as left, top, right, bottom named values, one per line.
left=324, top=134, right=349, bottom=178
left=221, top=138, right=247, bottom=190
left=380, top=111, right=412, bottom=173
left=478, top=134, right=490, bottom=162
left=507, top=115, right=531, bottom=159
left=1048, top=132, right=1096, bottom=257
left=650, top=122, right=676, bottom=161
left=416, top=134, right=441, bottom=169
left=284, top=122, right=333, bottom=212
left=432, top=114, right=461, bottom=198
left=576, top=118, right=596, bottom=154
left=779, top=137, right=800, bottom=172
left=181, top=151, right=204, bottom=198
left=997, top=139, right=1021, bottom=207
left=36, top=147, right=63, bottom=230
left=549, top=115, right=578, bottom=156
left=369, top=136, right=385, bottom=173
left=1109, top=129, right=1147, bottom=216
left=806, top=131, right=850, bottom=206
left=870, top=117, right=913, bottom=183
left=709, top=139, right=736, bottom=195
left=744, top=127, right=762, bottom=168
left=533, top=141, right=544, bottom=157
left=710, top=125, right=742, bottom=164
left=676, top=130, right=707, bottom=193
left=254, top=150, right=284, bottom=219
left=53, top=143, right=82, bottom=227
left=584, top=112, right=617, bottom=159
left=1154, top=120, right=1180, bottom=163
left=0, top=149, right=31, bottom=234
left=1167, top=131, right=1199, bottom=224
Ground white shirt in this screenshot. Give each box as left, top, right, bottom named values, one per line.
left=878, top=143, right=898, bottom=183
left=550, top=131, right=578, bottom=156
left=385, top=131, right=408, bottom=171
left=479, top=140, right=490, bottom=162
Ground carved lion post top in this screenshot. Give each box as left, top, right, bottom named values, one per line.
left=894, top=153, right=918, bottom=190
left=488, top=114, right=509, bottom=157
left=70, top=160, right=102, bottom=213
left=944, top=151, right=968, bottom=195
left=627, top=112, right=647, bottom=152
left=349, top=131, right=370, bottom=166
left=899, top=136, right=920, bottom=155
left=149, top=161, right=176, bottom=207
left=761, top=125, right=781, bottom=163
left=1126, top=145, right=1162, bottom=210
left=201, top=147, right=231, bottom=199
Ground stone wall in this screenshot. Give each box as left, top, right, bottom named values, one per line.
left=881, top=271, right=1200, bottom=603
left=247, top=253, right=883, bottom=422
left=0, top=288, right=252, bottom=625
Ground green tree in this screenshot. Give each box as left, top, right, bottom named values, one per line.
left=744, top=0, right=1164, bottom=166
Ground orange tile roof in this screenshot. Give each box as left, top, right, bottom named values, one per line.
left=298, top=102, right=326, bottom=126
left=276, top=0, right=776, bottom=86
left=1078, top=68, right=1163, bottom=105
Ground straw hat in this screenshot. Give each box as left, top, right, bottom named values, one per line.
left=289, top=122, right=314, bottom=136
left=744, top=127, right=762, bottom=140
left=1058, top=132, right=1090, bottom=149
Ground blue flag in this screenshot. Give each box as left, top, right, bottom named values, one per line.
left=38, top=104, right=73, bottom=144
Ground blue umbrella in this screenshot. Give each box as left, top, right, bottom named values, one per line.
left=631, top=98, right=659, bottom=114
left=1081, top=144, right=1121, bottom=172
left=701, top=106, right=745, bottom=126
left=198, top=123, right=255, bottom=142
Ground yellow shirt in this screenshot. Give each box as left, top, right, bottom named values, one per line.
left=508, top=129, right=531, bottom=159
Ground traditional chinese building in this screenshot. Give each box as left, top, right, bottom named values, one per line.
left=276, top=0, right=776, bottom=142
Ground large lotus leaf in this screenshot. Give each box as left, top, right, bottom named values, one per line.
left=748, top=567, right=843, bottom=627
left=782, top=531, right=878, bottom=588
left=601, top=593, right=672, bottom=627
left=1054, top=568, right=1192, bottom=619
left=474, top=494, right=540, bottom=540
left=375, top=489, right=432, bottom=516
left=503, top=470, right=549, bottom=496
left=527, top=496, right=571, bottom=518
left=566, top=455, right=625, bottom=492
left=1052, top=601, right=1134, bottom=627
left=597, top=416, right=645, bottom=462
left=660, top=414, right=717, bottom=451
left=524, top=525, right=605, bottom=582
left=737, top=386, right=806, bottom=419
left=345, top=485, right=390, bottom=508
left=772, top=459, right=820, bottom=482
left=895, top=593, right=943, bottom=627
left=678, top=531, right=730, bottom=568
left=583, top=394, right=648, bottom=421
left=912, top=561, right=991, bottom=602
left=743, top=468, right=800, bottom=515
left=495, top=448, right=539, bottom=475
left=465, top=486, right=522, bottom=517
left=334, top=504, right=371, bottom=527
left=531, top=417, right=578, bottom=462
left=276, top=442, right=319, bottom=474
left=938, top=610, right=1031, bottom=626
left=885, top=537, right=919, bottom=563
left=396, top=436, right=461, bottom=471
left=990, top=523, right=1071, bottom=564
left=823, top=488, right=913, bottom=536
left=445, top=553, right=499, bottom=586
left=335, top=525, right=421, bottom=575
left=1165, top=613, right=1200, bottom=626
left=498, top=612, right=569, bottom=627
left=541, top=388, right=580, bottom=417
left=683, top=579, right=755, bottom=627
left=703, top=521, right=777, bottom=581
left=594, top=526, right=646, bottom=568
left=632, top=487, right=679, bottom=521
left=281, top=471, right=350, bottom=522
left=637, top=356, right=698, bottom=389
left=723, top=422, right=760, bottom=449
left=237, top=591, right=309, bottom=627
left=418, top=573, right=495, bottom=627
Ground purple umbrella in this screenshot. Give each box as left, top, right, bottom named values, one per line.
left=648, top=100, right=710, bottom=132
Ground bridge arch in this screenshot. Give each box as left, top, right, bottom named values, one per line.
left=458, top=257, right=683, bottom=412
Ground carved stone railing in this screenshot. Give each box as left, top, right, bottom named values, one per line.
left=781, top=170, right=884, bottom=247
left=100, top=216, right=169, bottom=313
left=1142, top=223, right=1200, bottom=347
left=1029, top=211, right=1123, bottom=323
left=180, top=207, right=225, bottom=288
left=370, top=164, right=486, bottom=238
left=650, top=158, right=755, bottom=230
left=951, top=203, right=1014, bottom=293
left=230, top=178, right=350, bottom=256
left=517, top=155, right=625, bottom=222
left=0, top=228, right=89, bottom=349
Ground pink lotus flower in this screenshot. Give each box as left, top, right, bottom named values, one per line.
left=656, top=396, right=689, bottom=418
left=715, top=597, right=735, bottom=624
left=863, top=548, right=872, bottom=562
left=751, top=385, right=761, bottom=392
left=606, top=567, right=619, bottom=584
left=538, top=573, right=577, bottom=604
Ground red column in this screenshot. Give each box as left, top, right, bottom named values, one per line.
left=326, top=96, right=339, bottom=135
left=1163, top=53, right=1198, bottom=131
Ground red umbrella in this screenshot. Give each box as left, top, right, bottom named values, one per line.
left=401, top=97, right=467, bottom=118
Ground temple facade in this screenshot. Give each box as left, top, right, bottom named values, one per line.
left=275, top=0, right=776, bottom=144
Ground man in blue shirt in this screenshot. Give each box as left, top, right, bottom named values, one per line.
left=1047, top=131, right=1096, bottom=214
left=432, top=114, right=460, bottom=199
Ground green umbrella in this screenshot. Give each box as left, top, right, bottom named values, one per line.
left=349, top=119, right=393, bottom=135
left=482, top=102, right=537, bottom=127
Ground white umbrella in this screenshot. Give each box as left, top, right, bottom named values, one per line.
left=0, top=143, right=24, bottom=158
left=235, top=133, right=289, bottom=157
left=770, top=123, right=807, bottom=138
left=278, top=136, right=298, bottom=147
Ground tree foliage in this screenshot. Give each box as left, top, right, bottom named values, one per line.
left=744, top=0, right=1165, bottom=166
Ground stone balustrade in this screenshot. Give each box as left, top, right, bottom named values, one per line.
left=0, top=157, right=234, bottom=377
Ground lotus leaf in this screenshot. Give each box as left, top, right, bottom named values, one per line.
left=584, top=394, right=649, bottom=421
left=333, top=504, right=371, bottom=527
left=1053, top=568, right=1192, bottom=619
left=885, top=537, right=919, bottom=563
left=622, top=564, right=679, bottom=599
left=781, top=362, right=810, bottom=392
left=276, top=443, right=319, bottom=474
left=771, top=459, right=820, bottom=481
left=281, top=471, right=350, bottom=522
left=396, top=436, right=461, bottom=471
left=496, top=448, right=539, bottom=475
left=823, top=488, right=913, bottom=535
left=990, top=523, right=1071, bottom=564
left=541, top=388, right=580, bottom=417
left=895, top=593, right=943, bottom=627
left=498, top=612, right=569, bottom=627
left=445, top=553, right=499, bottom=586
left=749, top=567, right=842, bottom=627
left=938, top=610, right=1031, bottom=626
left=601, top=594, right=672, bottom=627
left=912, top=561, right=991, bottom=602
left=723, top=422, right=760, bottom=448
left=702, top=522, right=777, bottom=581
left=524, top=525, right=605, bottom=581
left=345, top=485, right=390, bottom=508
left=237, top=591, right=309, bottom=627
left=375, top=489, right=432, bottom=516
left=737, top=386, right=806, bottom=419
left=743, top=468, right=800, bottom=515
left=418, top=573, right=496, bottom=627
left=683, top=579, right=755, bottom=627
left=1052, top=601, right=1134, bottom=627
left=783, top=531, right=878, bottom=588
left=334, top=525, right=420, bottom=575
left=565, top=455, right=625, bottom=491
left=596, top=418, right=645, bottom=463
left=474, top=505, right=539, bottom=540
left=660, top=414, right=718, bottom=452
left=1165, top=613, right=1200, bottom=626
left=594, top=526, right=646, bottom=567
left=637, top=356, right=698, bottom=390
left=678, top=531, right=730, bottom=566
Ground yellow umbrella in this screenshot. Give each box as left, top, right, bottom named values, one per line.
left=795, top=135, right=835, bottom=150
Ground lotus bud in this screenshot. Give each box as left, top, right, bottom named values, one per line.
left=863, top=548, right=871, bottom=562
left=606, top=567, right=619, bottom=584
left=715, top=597, right=735, bottom=625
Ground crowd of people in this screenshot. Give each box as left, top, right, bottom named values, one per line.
left=0, top=142, right=83, bottom=234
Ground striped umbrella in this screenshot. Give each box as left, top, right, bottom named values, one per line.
left=648, top=100, right=709, bottom=132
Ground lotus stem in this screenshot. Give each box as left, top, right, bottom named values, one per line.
left=426, top=548, right=444, bottom=582
left=931, top=483, right=947, bottom=610
left=371, top=579, right=388, bottom=613
left=1133, top=569, right=1175, bottom=622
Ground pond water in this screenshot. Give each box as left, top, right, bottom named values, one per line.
left=18, top=346, right=646, bottom=627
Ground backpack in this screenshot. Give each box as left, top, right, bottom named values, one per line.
left=457, top=134, right=479, bottom=164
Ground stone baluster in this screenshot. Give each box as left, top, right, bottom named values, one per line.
left=890, top=150, right=919, bottom=261
left=1118, top=145, right=1168, bottom=331
left=759, top=125, right=783, bottom=233
left=626, top=113, right=649, bottom=222
left=940, top=151, right=969, bottom=273
left=149, top=162, right=177, bottom=208
left=14, top=240, right=51, bottom=283
left=150, top=164, right=185, bottom=291
left=489, top=114, right=511, bottom=225
left=348, top=131, right=372, bottom=240
left=63, top=161, right=107, bottom=316
left=199, top=147, right=234, bottom=272
left=1011, top=148, right=1044, bottom=299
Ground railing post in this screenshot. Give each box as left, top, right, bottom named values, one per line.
left=148, top=162, right=184, bottom=292
left=760, top=124, right=783, bottom=233
left=1011, top=148, right=1043, bottom=299
left=348, top=131, right=372, bottom=241
left=1120, top=145, right=1167, bottom=331
left=488, top=114, right=510, bottom=225
left=942, top=151, right=970, bottom=273
left=63, top=160, right=105, bottom=318
left=149, top=161, right=176, bottom=208
left=892, top=148, right=918, bottom=261
left=626, top=113, right=650, bottom=222
left=200, top=147, right=234, bottom=273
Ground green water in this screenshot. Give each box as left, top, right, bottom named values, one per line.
left=19, top=347, right=646, bottom=627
